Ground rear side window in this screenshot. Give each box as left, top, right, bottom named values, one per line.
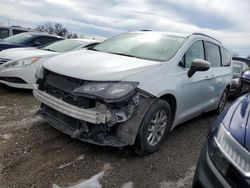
left=221, top=47, right=231, bottom=66
left=13, top=29, right=26, bottom=35
left=183, top=40, right=205, bottom=69
left=205, top=42, right=221, bottom=67
left=0, top=28, right=9, bottom=39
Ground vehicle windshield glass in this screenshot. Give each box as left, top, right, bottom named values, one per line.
left=92, top=33, right=186, bottom=61
left=4, top=32, right=32, bottom=44
left=233, top=62, right=243, bottom=74
left=42, top=40, right=85, bottom=52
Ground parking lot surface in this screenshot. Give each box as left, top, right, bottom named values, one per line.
left=0, top=85, right=230, bottom=188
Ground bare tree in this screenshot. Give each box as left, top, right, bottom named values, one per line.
left=72, top=33, right=78, bottom=38
left=66, top=32, right=78, bottom=39
left=54, top=23, right=68, bottom=37
left=36, top=22, right=68, bottom=37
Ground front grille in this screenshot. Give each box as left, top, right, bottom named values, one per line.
left=41, top=104, right=127, bottom=147
left=39, top=69, right=93, bottom=108
left=0, top=58, right=11, bottom=65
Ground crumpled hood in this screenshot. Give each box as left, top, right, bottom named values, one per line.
left=223, top=94, right=250, bottom=151
left=43, top=49, right=161, bottom=81
left=0, top=48, right=57, bottom=61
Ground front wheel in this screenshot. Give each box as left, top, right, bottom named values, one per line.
left=134, top=99, right=172, bottom=155
left=216, top=88, right=229, bottom=114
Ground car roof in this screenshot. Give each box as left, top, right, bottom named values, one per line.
left=233, top=57, right=250, bottom=64
left=131, top=30, right=190, bottom=38
left=130, top=30, right=222, bottom=45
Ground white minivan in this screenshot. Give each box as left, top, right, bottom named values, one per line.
left=33, top=31, right=232, bottom=154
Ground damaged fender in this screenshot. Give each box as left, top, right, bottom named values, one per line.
left=116, top=97, right=156, bottom=145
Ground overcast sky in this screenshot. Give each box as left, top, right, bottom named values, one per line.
left=0, top=0, right=249, bottom=56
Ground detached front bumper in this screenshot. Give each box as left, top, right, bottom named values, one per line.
left=33, top=88, right=112, bottom=124
left=33, top=87, right=155, bottom=147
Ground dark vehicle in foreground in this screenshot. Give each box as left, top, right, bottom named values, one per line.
left=0, top=32, right=63, bottom=51
left=193, top=70, right=250, bottom=188
left=230, top=60, right=250, bottom=98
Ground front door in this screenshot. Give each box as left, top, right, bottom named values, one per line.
left=178, top=40, right=211, bottom=123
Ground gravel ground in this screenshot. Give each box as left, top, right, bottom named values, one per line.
left=0, top=84, right=232, bottom=188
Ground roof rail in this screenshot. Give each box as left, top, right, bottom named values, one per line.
left=140, top=29, right=152, bottom=31
left=192, top=33, right=221, bottom=44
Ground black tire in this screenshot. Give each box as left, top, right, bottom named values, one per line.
left=232, top=85, right=243, bottom=99
left=134, top=99, right=172, bottom=155
left=216, top=88, right=229, bottom=114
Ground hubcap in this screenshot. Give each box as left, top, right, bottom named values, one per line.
left=147, top=110, right=167, bottom=146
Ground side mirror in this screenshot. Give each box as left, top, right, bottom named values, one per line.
left=33, top=42, right=42, bottom=47
left=188, top=59, right=210, bottom=78
left=241, top=70, right=250, bottom=85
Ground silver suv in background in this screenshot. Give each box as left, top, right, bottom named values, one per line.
left=230, top=60, right=250, bottom=98
left=33, top=31, right=233, bottom=155
left=0, top=26, right=39, bottom=39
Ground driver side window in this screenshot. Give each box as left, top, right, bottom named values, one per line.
left=181, top=41, right=205, bottom=69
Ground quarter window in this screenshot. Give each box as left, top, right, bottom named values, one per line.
left=184, top=41, right=205, bottom=68
left=221, top=47, right=231, bottom=66
left=205, top=42, right=221, bottom=67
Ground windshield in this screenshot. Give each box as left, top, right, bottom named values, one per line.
left=92, top=33, right=186, bottom=61
left=4, top=32, right=32, bottom=44
left=42, top=39, right=85, bottom=52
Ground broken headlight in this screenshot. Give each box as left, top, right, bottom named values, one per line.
left=73, top=81, right=139, bottom=100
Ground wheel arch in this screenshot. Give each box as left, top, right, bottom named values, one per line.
left=159, top=93, right=177, bottom=124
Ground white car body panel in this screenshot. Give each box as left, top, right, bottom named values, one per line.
left=0, top=39, right=98, bottom=89
left=0, top=48, right=57, bottom=60
left=43, top=49, right=162, bottom=81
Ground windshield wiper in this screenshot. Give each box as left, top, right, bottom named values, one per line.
left=109, top=52, right=139, bottom=58
left=88, top=48, right=100, bottom=51
left=44, top=49, right=56, bottom=52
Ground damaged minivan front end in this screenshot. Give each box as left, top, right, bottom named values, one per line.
left=34, top=68, right=155, bottom=147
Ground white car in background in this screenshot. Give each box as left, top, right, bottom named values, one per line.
left=0, top=39, right=99, bottom=89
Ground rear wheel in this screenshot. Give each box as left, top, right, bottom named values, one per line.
left=134, top=99, right=172, bottom=155
left=232, top=85, right=243, bottom=99
left=216, top=88, right=229, bottom=114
